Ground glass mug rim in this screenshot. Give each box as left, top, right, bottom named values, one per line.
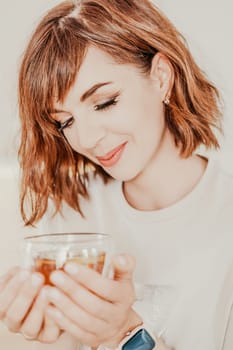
left=22, top=232, right=112, bottom=283
left=23, top=232, right=111, bottom=244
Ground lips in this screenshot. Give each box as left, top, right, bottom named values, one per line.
left=96, top=142, right=127, bottom=168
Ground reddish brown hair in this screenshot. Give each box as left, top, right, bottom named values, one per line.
left=18, top=0, right=222, bottom=225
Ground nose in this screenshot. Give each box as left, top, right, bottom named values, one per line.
left=76, top=114, right=106, bottom=150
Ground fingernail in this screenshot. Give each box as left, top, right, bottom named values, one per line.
left=117, top=255, right=128, bottom=266
left=64, top=263, right=79, bottom=275
left=31, top=274, right=43, bottom=287
left=50, top=271, right=65, bottom=285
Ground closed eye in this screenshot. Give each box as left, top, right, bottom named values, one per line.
left=94, top=96, right=119, bottom=111
left=56, top=116, right=74, bottom=132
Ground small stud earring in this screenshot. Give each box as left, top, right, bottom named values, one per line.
left=163, top=97, right=170, bottom=105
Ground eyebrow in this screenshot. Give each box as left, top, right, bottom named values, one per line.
left=80, top=81, right=113, bottom=102
left=50, top=81, right=113, bottom=114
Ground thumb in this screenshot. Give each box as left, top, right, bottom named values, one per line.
left=112, top=254, right=136, bottom=281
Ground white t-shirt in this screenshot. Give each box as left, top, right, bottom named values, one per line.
left=37, top=157, right=233, bottom=350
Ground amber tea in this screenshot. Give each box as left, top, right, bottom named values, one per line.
left=22, top=233, right=112, bottom=283
left=34, top=252, right=106, bottom=285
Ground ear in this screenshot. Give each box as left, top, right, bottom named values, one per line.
left=149, top=53, right=174, bottom=102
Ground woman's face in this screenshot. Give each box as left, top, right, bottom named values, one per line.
left=53, top=46, right=169, bottom=181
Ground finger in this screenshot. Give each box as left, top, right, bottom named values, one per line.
left=45, top=286, right=106, bottom=335
left=38, top=314, right=61, bottom=344
left=112, top=254, right=136, bottom=281
left=0, top=269, right=31, bottom=320
left=50, top=270, right=112, bottom=320
left=63, top=263, right=124, bottom=302
left=4, top=273, right=44, bottom=332
left=0, top=267, right=20, bottom=292
left=46, top=306, right=97, bottom=347
left=19, top=285, right=48, bottom=339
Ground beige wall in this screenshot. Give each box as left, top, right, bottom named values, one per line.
left=1, top=0, right=233, bottom=349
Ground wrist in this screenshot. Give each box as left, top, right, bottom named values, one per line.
left=116, top=325, right=172, bottom=350
left=105, top=309, right=143, bottom=349
left=119, top=309, right=143, bottom=343
left=117, top=324, right=156, bottom=350
left=99, top=316, right=172, bottom=350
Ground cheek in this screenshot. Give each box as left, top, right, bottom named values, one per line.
left=64, top=134, right=87, bottom=158
left=131, top=97, right=165, bottom=138
left=65, top=136, right=80, bottom=152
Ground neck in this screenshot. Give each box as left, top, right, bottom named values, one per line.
left=123, top=131, right=207, bottom=211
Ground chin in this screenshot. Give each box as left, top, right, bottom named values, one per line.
left=103, top=166, right=140, bottom=183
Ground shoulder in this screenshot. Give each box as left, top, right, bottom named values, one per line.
left=207, top=155, right=233, bottom=348
left=205, top=155, right=233, bottom=213
left=210, top=155, right=233, bottom=189
left=214, top=153, right=233, bottom=187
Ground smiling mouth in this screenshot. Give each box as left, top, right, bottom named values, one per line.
left=96, top=142, right=127, bottom=168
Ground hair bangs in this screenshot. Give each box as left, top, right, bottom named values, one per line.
left=38, top=21, right=88, bottom=115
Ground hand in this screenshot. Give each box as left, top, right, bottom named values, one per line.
left=0, top=266, right=60, bottom=343
left=44, top=254, right=142, bottom=348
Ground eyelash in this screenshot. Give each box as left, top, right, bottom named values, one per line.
left=56, top=117, right=74, bottom=132
left=94, top=96, right=119, bottom=111
left=56, top=96, right=119, bottom=132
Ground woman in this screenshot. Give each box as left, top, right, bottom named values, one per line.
left=0, top=0, right=232, bottom=349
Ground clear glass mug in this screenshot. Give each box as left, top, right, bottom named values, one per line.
left=21, top=232, right=113, bottom=284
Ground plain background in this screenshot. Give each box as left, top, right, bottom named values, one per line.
left=0, top=1, right=232, bottom=348
left=0, top=0, right=233, bottom=164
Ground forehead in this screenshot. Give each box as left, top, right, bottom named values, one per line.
left=53, top=46, right=148, bottom=110
left=72, top=46, right=143, bottom=96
